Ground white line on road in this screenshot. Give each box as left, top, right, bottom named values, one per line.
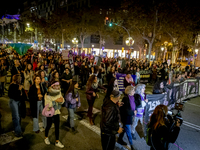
left=186, top=102, right=200, bottom=108
left=62, top=115, right=129, bottom=150
left=183, top=123, right=200, bottom=131
left=183, top=121, right=200, bottom=129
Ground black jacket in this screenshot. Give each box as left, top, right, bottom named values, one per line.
left=8, top=84, right=27, bottom=118
left=28, top=84, right=47, bottom=118
left=100, top=98, right=120, bottom=135
left=134, top=94, right=143, bottom=108
left=150, top=125, right=180, bottom=150
left=120, top=94, right=136, bottom=125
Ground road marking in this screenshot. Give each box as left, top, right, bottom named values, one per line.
left=62, top=115, right=129, bottom=150
left=0, top=132, right=22, bottom=145
left=186, top=102, right=200, bottom=108
left=183, top=123, right=200, bottom=131
left=183, top=121, right=200, bottom=129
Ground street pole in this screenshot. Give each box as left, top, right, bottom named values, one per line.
left=1, top=25, right=4, bottom=43
left=31, top=32, right=32, bottom=43
left=62, top=32, right=64, bottom=49
left=14, top=29, right=16, bottom=43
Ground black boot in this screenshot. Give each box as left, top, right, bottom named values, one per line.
left=131, top=145, right=135, bottom=150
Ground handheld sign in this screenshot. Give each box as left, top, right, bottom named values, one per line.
left=94, top=56, right=101, bottom=66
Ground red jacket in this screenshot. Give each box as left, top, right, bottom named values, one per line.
left=33, top=62, right=37, bottom=71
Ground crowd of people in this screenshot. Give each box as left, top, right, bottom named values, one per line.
left=0, top=48, right=199, bottom=149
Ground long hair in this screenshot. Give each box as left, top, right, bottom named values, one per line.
left=150, top=105, right=168, bottom=130
left=66, top=81, right=78, bottom=98
left=86, top=75, right=96, bottom=90
left=153, top=80, right=163, bottom=92
left=25, top=63, right=32, bottom=74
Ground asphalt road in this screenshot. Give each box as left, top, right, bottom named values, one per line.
left=0, top=83, right=200, bottom=150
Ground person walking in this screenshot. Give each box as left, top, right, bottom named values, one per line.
left=65, top=78, right=81, bottom=133
left=131, top=84, right=148, bottom=139
left=117, top=86, right=137, bottom=150
left=44, top=80, right=65, bottom=148
left=100, top=90, right=124, bottom=150
left=28, top=75, right=47, bottom=133
left=8, top=74, right=26, bottom=137
left=86, top=75, right=106, bottom=125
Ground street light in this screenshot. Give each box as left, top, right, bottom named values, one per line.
left=161, top=47, right=164, bottom=51
left=72, top=38, right=78, bottom=53
left=195, top=49, right=199, bottom=53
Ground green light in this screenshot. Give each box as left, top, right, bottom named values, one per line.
left=109, top=23, right=112, bottom=26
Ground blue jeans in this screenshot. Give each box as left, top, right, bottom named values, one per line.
left=33, top=101, right=46, bottom=131
left=9, top=99, right=22, bottom=135
left=67, top=108, right=75, bottom=128
left=132, top=116, right=143, bottom=134
left=119, top=124, right=133, bottom=145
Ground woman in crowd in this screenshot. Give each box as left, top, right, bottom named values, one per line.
left=124, top=74, right=135, bottom=88
left=132, top=84, right=148, bottom=139
left=39, top=70, right=48, bottom=89
left=118, top=86, right=137, bottom=150
left=44, top=80, right=65, bottom=148
left=51, top=71, right=60, bottom=82
left=86, top=75, right=106, bottom=125
left=153, top=81, right=165, bottom=94
left=149, top=105, right=180, bottom=150
left=0, top=58, right=7, bottom=96
left=32, top=58, right=38, bottom=71
left=8, top=74, right=26, bottom=137
left=29, top=75, right=47, bottom=133
left=65, top=78, right=81, bottom=133
left=61, top=68, right=72, bottom=95
left=24, top=64, right=34, bottom=94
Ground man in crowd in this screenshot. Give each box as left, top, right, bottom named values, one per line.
left=100, top=90, right=124, bottom=150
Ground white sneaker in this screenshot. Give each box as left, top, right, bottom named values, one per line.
left=44, top=138, right=50, bottom=145
left=55, top=141, right=64, bottom=148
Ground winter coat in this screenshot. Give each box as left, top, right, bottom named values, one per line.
left=120, top=95, right=136, bottom=125
left=65, top=92, right=81, bottom=109
left=28, top=84, right=47, bottom=118
left=8, top=84, right=27, bottom=118
left=100, top=98, right=120, bottom=135
left=86, top=85, right=105, bottom=101
left=45, top=88, right=64, bottom=115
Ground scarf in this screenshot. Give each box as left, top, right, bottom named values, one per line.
left=48, top=87, right=61, bottom=96
left=140, top=93, right=145, bottom=101
left=128, top=95, right=135, bottom=111
left=92, top=82, right=98, bottom=89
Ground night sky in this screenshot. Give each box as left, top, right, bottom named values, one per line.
left=0, top=0, right=24, bottom=17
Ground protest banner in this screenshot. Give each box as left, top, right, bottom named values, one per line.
left=116, top=73, right=136, bottom=92
left=62, top=50, right=68, bottom=60
left=116, top=73, right=126, bottom=91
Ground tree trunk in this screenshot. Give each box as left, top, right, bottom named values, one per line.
left=148, top=42, right=153, bottom=60
left=172, top=45, right=177, bottom=64
left=193, top=49, right=195, bottom=65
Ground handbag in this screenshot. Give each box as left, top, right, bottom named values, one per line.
left=42, top=104, right=55, bottom=117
